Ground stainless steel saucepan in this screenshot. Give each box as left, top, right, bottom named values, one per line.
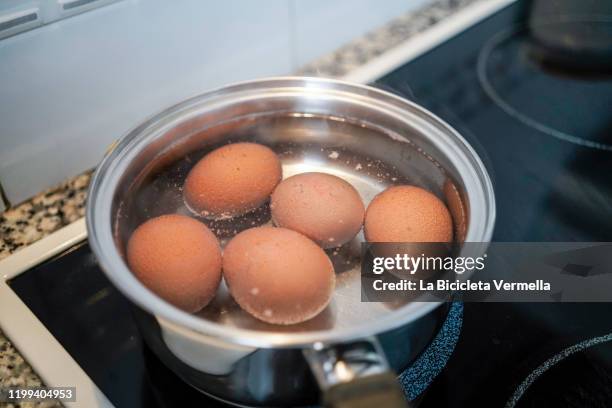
left=86, top=77, right=495, bottom=407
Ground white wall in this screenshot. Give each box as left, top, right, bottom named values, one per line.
left=0, top=0, right=292, bottom=204
left=0, top=0, right=430, bottom=205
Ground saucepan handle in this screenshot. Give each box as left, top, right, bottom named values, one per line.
left=303, top=337, right=410, bottom=408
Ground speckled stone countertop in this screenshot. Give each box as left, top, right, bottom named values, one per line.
left=0, top=0, right=477, bottom=406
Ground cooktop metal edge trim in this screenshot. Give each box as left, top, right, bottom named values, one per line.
left=0, top=219, right=111, bottom=408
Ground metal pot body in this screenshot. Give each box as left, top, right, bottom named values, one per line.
left=86, top=77, right=495, bottom=407
left=133, top=303, right=448, bottom=406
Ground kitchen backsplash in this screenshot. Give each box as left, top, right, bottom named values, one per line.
left=0, top=0, right=431, bottom=207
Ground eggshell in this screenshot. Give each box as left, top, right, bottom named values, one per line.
left=184, top=142, right=282, bottom=217
left=126, top=214, right=222, bottom=312
left=364, top=185, right=453, bottom=243
left=270, top=172, right=365, bottom=248
left=223, top=226, right=335, bottom=325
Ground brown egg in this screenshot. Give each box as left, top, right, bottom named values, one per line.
left=184, top=142, right=282, bottom=218
left=270, top=172, right=365, bottom=248
left=364, top=185, right=453, bottom=243
left=126, top=214, right=222, bottom=313
left=223, top=226, right=335, bottom=325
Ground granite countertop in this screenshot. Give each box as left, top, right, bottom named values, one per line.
left=0, top=0, right=477, bottom=406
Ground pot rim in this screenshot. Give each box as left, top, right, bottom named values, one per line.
left=86, top=76, right=496, bottom=348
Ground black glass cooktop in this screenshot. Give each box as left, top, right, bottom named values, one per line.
left=7, top=1, right=612, bottom=407
left=376, top=3, right=612, bottom=243
left=374, top=1, right=612, bottom=406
